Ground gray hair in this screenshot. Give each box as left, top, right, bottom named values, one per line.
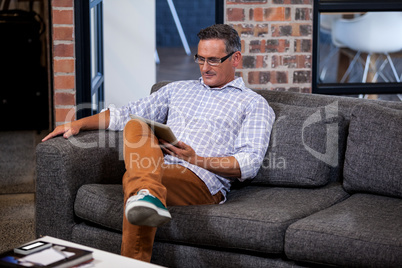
left=197, top=24, right=241, bottom=53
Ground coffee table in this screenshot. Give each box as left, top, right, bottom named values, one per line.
left=36, top=236, right=164, bottom=267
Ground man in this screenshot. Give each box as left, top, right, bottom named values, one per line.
left=43, top=24, right=275, bottom=262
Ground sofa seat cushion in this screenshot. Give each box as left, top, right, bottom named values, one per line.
left=75, top=183, right=348, bottom=255
left=285, top=194, right=402, bottom=267
left=156, top=183, right=348, bottom=255
left=254, top=102, right=347, bottom=187
left=343, top=103, right=402, bottom=198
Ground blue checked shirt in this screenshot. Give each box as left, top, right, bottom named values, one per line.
left=107, top=77, right=275, bottom=201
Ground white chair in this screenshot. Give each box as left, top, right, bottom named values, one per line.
left=332, top=12, right=402, bottom=84
left=319, top=14, right=343, bottom=82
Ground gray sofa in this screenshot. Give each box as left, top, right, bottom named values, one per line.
left=36, top=82, right=402, bottom=267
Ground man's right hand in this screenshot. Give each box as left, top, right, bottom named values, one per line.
left=41, top=109, right=110, bottom=142
left=42, top=121, right=82, bottom=142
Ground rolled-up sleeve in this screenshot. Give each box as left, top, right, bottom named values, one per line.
left=102, top=86, right=171, bottom=131
left=233, top=96, right=275, bottom=180
left=106, top=104, right=132, bottom=131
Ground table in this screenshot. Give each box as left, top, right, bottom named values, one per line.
left=36, top=236, right=164, bottom=268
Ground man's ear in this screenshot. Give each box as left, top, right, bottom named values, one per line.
left=231, top=51, right=242, bottom=67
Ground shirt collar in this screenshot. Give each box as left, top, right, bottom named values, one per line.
left=199, top=77, right=246, bottom=91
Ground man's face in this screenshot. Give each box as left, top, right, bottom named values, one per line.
left=197, top=39, right=240, bottom=88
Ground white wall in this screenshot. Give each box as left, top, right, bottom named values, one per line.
left=104, top=0, right=155, bottom=108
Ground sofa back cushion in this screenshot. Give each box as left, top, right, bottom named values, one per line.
left=343, top=103, right=402, bottom=198
left=253, top=102, right=348, bottom=187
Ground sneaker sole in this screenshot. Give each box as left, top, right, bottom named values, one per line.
left=125, top=200, right=171, bottom=227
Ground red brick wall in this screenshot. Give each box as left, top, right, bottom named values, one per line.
left=226, top=0, right=313, bottom=92
left=49, top=1, right=313, bottom=127
left=51, top=0, right=76, bottom=125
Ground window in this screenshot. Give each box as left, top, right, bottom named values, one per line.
left=313, top=0, right=402, bottom=95
left=75, top=0, right=104, bottom=118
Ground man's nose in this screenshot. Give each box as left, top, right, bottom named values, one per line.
left=201, top=62, right=211, bottom=72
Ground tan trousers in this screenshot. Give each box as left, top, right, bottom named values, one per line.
left=121, top=119, right=222, bottom=262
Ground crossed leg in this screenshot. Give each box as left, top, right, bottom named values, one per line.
left=121, top=119, right=222, bottom=262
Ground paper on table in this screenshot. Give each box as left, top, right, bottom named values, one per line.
left=20, top=247, right=75, bottom=266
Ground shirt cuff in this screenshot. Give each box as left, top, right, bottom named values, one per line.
left=102, top=105, right=121, bottom=131
left=233, top=152, right=260, bottom=181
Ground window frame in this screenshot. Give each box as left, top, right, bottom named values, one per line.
left=75, top=0, right=104, bottom=119
left=312, top=0, right=402, bottom=95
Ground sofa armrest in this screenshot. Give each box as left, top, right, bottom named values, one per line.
left=35, top=130, right=125, bottom=240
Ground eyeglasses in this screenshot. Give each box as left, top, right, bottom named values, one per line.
left=194, top=52, right=236, bottom=66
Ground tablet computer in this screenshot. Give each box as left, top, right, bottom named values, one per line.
left=129, top=115, right=178, bottom=145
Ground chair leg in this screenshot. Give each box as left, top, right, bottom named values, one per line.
left=155, top=50, right=160, bottom=64
left=362, top=54, right=371, bottom=83
left=167, top=0, right=191, bottom=56
left=373, top=58, right=386, bottom=82
left=386, top=53, right=400, bottom=82
left=373, top=56, right=390, bottom=83
left=341, top=51, right=361, bottom=83
left=319, top=47, right=339, bottom=82
left=383, top=53, right=401, bottom=102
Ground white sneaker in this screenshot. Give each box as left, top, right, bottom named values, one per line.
left=125, top=189, right=171, bottom=227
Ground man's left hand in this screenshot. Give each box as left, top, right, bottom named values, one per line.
left=160, top=140, right=198, bottom=165
left=160, top=139, right=241, bottom=178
